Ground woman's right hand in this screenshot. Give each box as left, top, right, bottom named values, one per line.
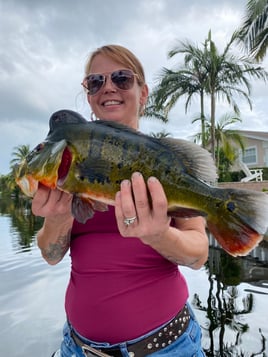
left=32, top=184, right=74, bottom=265
left=32, top=184, right=73, bottom=219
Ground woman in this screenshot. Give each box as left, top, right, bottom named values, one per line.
left=32, top=45, right=207, bottom=357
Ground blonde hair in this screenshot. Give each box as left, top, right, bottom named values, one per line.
left=84, top=44, right=146, bottom=87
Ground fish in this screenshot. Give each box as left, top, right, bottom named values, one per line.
left=15, top=109, right=268, bottom=257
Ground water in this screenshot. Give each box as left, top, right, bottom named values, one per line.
left=0, top=208, right=70, bottom=356
left=0, top=201, right=267, bottom=356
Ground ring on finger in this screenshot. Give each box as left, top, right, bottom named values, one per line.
left=124, top=216, right=137, bottom=226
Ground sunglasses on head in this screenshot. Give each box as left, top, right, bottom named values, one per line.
left=81, top=69, right=137, bottom=96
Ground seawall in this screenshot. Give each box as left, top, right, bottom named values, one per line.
left=217, top=180, right=268, bottom=192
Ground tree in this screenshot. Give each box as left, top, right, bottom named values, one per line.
left=7, top=145, right=31, bottom=198
left=236, top=0, right=268, bottom=62
left=149, top=41, right=208, bottom=147
left=192, top=112, right=245, bottom=169
left=150, top=130, right=171, bottom=138
left=0, top=173, right=16, bottom=197
left=150, top=31, right=268, bottom=161
left=10, top=144, right=30, bottom=169
left=143, top=94, right=168, bottom=123
left=203, top=30, right=267, bottom=161
left=214, top=114, right=245, bottom=168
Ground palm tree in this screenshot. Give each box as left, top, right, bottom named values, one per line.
left=150, top=41, right=208, bottom=147
left=10, top=144, right=30, bottom=169
left=214, top=115, right=245, bottom=167
left=236, top=0, right=268, bottom=62
left=143, top=94, right=168, bottom=123
left=203, top=30, right=267, bottom=160
left=192, top=112, right=245, bottom=169
left=8, top=144, right=31, bottom=198
left=151, top=31, right=268, bottom=161
left=150, top=130, right=171, bottom=138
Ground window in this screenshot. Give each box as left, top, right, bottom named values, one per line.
left=242, top=147, right=257, bottom=165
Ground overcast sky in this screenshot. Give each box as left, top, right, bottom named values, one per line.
left=1, top=0, right=268, bottom=174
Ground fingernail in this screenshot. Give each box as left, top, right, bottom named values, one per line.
left=121, top=179, right=130, bottom=187
left=148, top=176, right=158, bottom=183
left=132, top=172, right=142, bottom=179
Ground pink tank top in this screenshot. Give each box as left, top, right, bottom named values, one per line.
left=65, top=207, right=188, bottom=343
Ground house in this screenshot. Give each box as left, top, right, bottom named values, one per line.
left=233, top=130, right=268, bottom=169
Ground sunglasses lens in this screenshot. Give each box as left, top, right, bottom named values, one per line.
left=86, top=74, right=105, bottom=95
left=111, top=70, right=135, bottom=90
left=83, top=70, right=136, bottom=95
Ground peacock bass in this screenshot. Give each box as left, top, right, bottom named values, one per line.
left=15, top=109, right=268, bottom=257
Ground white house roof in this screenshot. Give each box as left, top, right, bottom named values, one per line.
left=236, top=130, right=268, bottom=141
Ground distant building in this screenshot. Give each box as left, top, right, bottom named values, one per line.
left=235, top=130, right=268, bottom=168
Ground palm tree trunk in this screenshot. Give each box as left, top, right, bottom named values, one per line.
left=210, top=91, right=216, bottom=161
left=200, top=90, right=206, bottom=148
left=216, top=138, right=220, bottom=168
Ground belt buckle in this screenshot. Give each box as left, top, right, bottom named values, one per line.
left=82, top=345, right=114, bottom=357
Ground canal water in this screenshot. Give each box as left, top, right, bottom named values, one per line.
left=0, top=199, right=267, bottom=356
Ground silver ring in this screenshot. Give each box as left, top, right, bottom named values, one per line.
left=123, top=216, right=137, bottom=226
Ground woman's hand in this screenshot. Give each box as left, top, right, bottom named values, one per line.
left=32, top=184, right=74, bottom=265
left=32, top=184, right=73, bottom=220
left=115, top=172, right=208, bottom=269
left=115, top=172, right=171, bottom=245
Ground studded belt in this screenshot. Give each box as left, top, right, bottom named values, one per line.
left=71, top=304, right=191, bottom=357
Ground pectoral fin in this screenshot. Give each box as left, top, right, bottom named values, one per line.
left=72, top=194, right=108, bottom=223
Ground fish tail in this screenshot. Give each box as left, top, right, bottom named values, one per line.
left=206, top=188, right=268, bottom=256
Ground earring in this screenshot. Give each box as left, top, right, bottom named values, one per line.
left=91, top=111, right=96, bottom=121
left=139, top=103, right=146, bottom=117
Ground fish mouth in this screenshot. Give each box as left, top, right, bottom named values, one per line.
left=15, top=139, right=70, bottom=197
left=16, top=175, right=39, bottom=198
left=57, top=147, right=72, bottom=186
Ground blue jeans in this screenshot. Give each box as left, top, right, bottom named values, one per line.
left=59, top=304, right=205, bottom=357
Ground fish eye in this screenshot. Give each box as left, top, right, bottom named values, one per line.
left=26, top=143, right=45, bottom=162
left=34, top=143, right=45, bottom=152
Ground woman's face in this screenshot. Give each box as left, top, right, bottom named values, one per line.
left=86, top=54, right=148, bottom=129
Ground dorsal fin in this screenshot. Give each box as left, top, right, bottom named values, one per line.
left=159, top=137, right=218, bottom=184
left=96, top=119, right=139, bottom=133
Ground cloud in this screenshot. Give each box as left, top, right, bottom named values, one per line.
left=0, top=0, right=267, bottom=174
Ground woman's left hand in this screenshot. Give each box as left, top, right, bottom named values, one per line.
left=115, top=172, right=171, bottom=245
left=115, top=172, right=208, bottom=269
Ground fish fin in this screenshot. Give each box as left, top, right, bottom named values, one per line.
left=168, top=206, right=206, bottom=218
left=96, top=119, right=138, bottom=133
left=159, top=137, right=218, bottom=184
left=72, top=195, right=108, bottom=224
left=207, top=188, right=268, bottom=256
left=48, top=110, right=88, bottom=134
left=90, top=199, right=109, bottom=212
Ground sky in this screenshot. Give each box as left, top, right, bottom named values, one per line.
left=1, top=0, right=268, bottom=175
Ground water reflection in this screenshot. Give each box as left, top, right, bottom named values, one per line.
left=0, top=197, right=44, bottom=251
left=0, top=198, right=267, bottom=356
left=189, top=237, right=268, bottom=356
left=193, top=267, right=266, bottom=356
left=0, top=198, right=69, bottom=357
